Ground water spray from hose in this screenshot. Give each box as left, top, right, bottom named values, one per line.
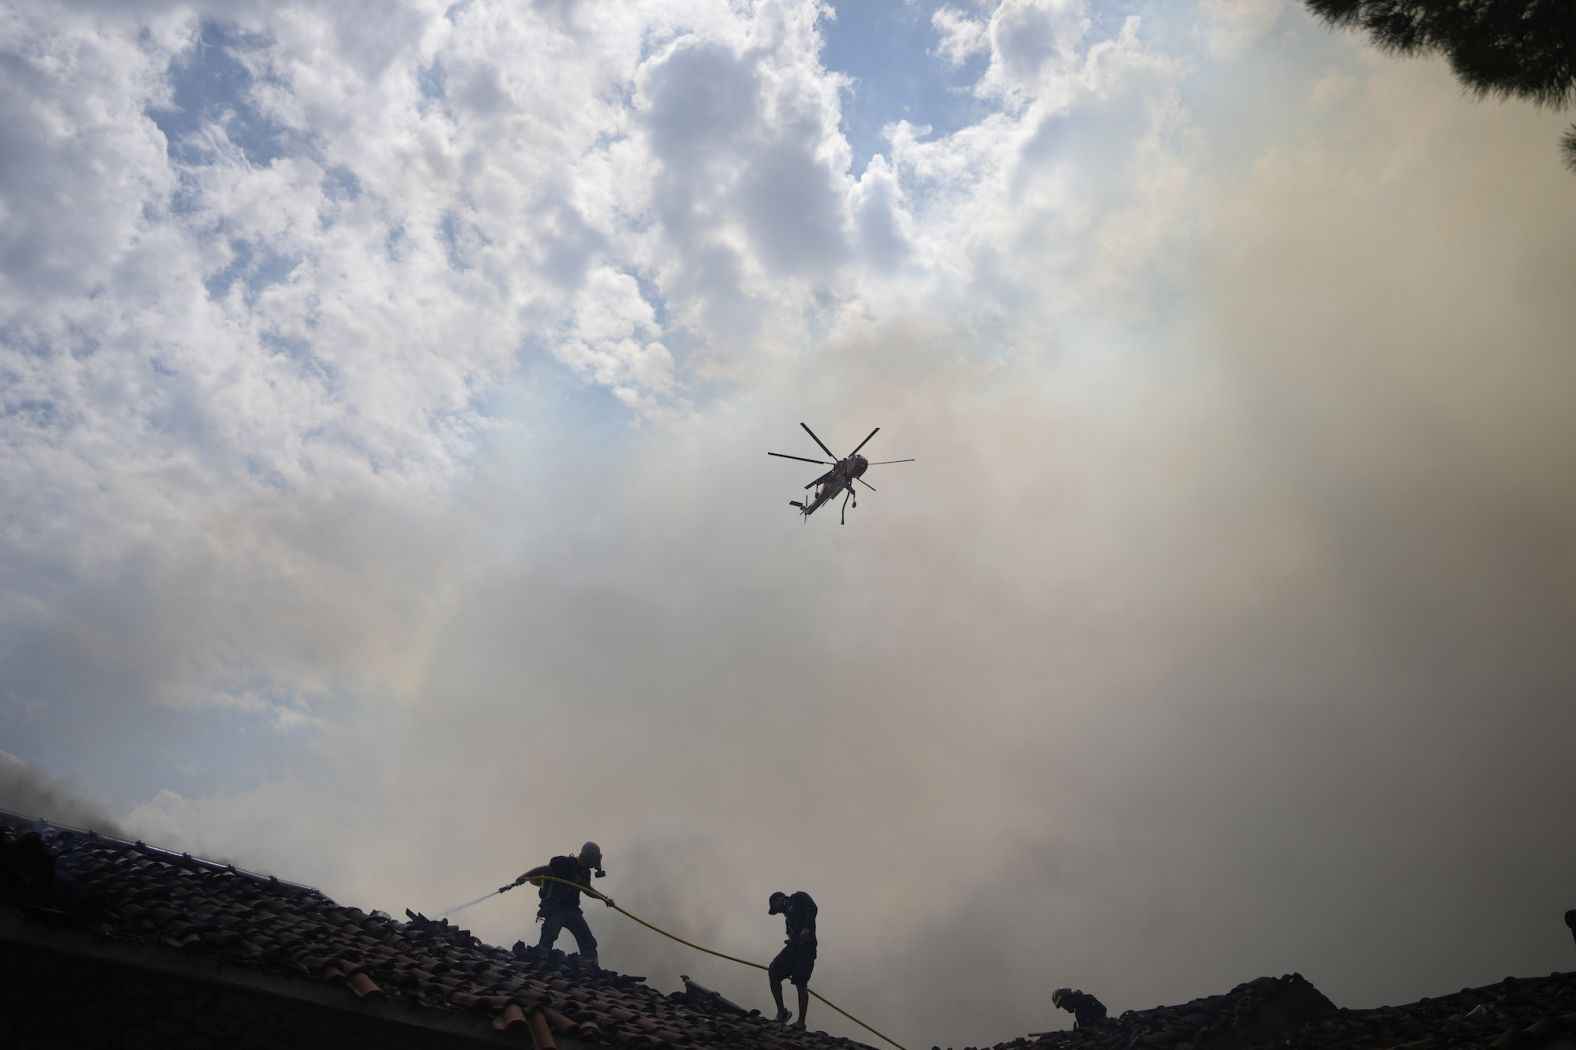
left=439, top=888, right=502, bottom=917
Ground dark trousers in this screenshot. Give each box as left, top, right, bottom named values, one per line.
left=538, top=908, right=597, bottom=958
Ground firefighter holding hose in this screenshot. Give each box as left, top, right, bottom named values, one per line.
left=502, top=841, right=614, bottom=968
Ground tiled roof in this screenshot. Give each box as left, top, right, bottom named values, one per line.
left=6, top=809, right=1572, bottom=1050
left=0, top=811, right=871, bottom=1050
left=1272, top=974, right=1576, bottom=1050
left=976, top=971, right=1576, bottom=1050
left=995, top=973, right=1338, bottom=1050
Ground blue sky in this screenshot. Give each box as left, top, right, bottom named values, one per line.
left=821, top=1, right=992, bottom=172
left=3, top=2, right=1576, bottom=1047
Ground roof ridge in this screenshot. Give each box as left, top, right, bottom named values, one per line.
left=0, top=807, right=321, bottom=897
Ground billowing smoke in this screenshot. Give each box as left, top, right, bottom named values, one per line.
left=0, top=752, right=128, bottom=837
left=3, top=7, right=1575, bottom=1050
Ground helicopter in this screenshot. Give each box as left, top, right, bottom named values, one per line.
left=768, top=423, right=915, bottom=525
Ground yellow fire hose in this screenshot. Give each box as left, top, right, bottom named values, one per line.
left=499, top=875, right=910, bottom=1050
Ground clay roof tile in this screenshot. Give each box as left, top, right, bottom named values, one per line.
left=346, top=971, right=384, bottom=999
left=493, top=1000, right=530, bottom=1031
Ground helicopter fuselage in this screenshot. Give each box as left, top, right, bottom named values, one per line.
left=799, top=455, right=867, bottom=516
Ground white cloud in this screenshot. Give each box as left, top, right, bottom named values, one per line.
left=552, top=267, right=678, bottom=412
left=0, top=0, right=1195, bottom=784
left=629, top=2, right=859, bottom=359
left=931, top=5, right=989, bottom=67
left=977, top=0, right=1092, bottom=104
left=850, top=154, right=914, bottom=272
left=876, top=12, right=1190, bottom=341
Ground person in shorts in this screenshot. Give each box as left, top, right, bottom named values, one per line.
left=767, top=890, right=817, bottom=1029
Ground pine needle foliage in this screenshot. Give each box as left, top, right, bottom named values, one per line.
left=1306, top=1, right=1576, bottom=171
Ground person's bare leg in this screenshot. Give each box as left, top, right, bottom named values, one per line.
left=796, top=983, right=810, bottom=1026
left=770, top=975, right=790, bottom=1021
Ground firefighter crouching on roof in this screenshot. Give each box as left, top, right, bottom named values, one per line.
left=1052, top=987, right=1108, bottom=1029
left=502, top=841, right=614, bottom=968
left=767, top=890, right=818, bottom=1029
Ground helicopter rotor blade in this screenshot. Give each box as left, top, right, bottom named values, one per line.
left=867, top=458, right=915, bottom=465
left=800, top=422, right=837, bottom=460
left=849, top=427, right=880, bottom=456
left=768, top=452, right=831, bottom=465
left=857, top=477, right=877, bottom=492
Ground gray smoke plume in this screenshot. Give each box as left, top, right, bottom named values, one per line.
left=0, top=751, right=127, bottom=837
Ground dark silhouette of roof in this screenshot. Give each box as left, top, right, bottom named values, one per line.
left=988, top=971, right=1576, bottom=1050
left=0, top=810, right=869, bottom=1050
left=5, top=809, right=1573, bottom=1050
